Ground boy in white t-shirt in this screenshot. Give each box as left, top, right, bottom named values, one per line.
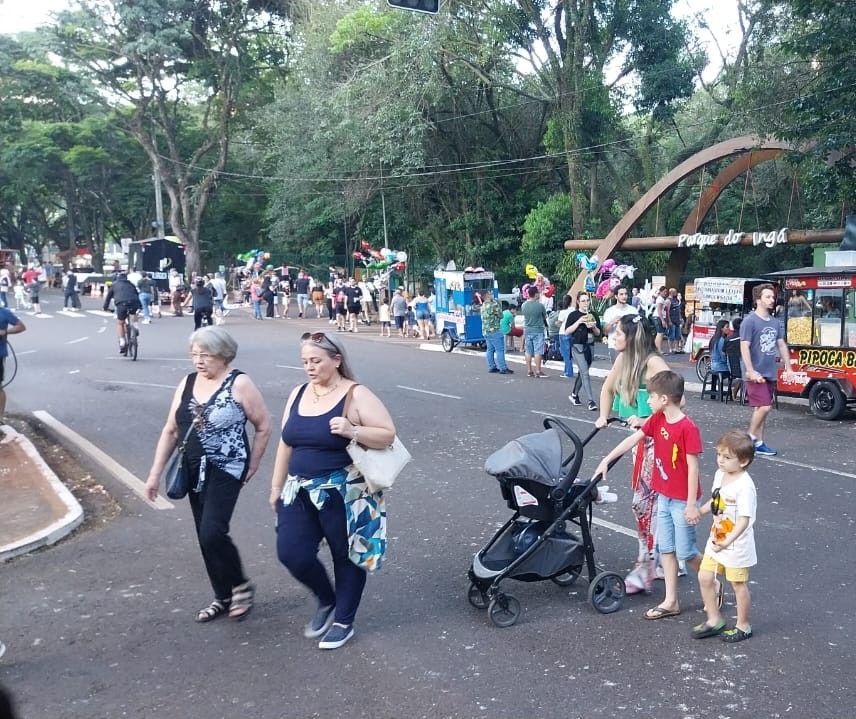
left=692, top=430, right=757, bottom=643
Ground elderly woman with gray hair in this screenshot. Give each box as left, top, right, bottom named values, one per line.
left=146, top=326, right=272, bottom=623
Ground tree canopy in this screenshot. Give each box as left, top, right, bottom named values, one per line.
left=0, top=0, right=852, bottom=289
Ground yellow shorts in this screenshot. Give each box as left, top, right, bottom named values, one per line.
left=700, top=553, right=750, bottom=583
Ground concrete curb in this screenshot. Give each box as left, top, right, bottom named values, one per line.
left=0, top=425, right=84, bottom=562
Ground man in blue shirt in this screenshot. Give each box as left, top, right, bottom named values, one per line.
left=0, top=306, right=26, bottom=420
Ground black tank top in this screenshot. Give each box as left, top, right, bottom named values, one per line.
left=282, top=384, right=351, bottom=477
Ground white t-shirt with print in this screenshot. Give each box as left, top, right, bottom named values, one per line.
left=704, top=469, right=757, bottom=568
left=602, top=303, right=640, bottom=349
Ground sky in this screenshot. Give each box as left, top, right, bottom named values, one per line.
left=0, top=0, right=71, bottom=33
left=1, top=0, right=742, bottom=50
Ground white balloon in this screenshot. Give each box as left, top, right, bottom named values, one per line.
left=396, top=251, right=407, bottom=262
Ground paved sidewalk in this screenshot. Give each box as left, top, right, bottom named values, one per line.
left=0, top=424, right=83, bottom=562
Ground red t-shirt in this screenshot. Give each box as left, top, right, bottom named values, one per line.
left=641, top=413, right=703, bottom=501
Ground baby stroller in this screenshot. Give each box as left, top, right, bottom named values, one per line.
left=542, top=335, right=563, bottom=363
left=467, top=416, right=626, bottom=627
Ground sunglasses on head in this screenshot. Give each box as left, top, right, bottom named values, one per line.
left=301, top=332, right=340, bottom=353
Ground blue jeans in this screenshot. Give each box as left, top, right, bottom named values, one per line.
left=558, top=334, right=574, bottom=377
left=138, top=292, right=152, bottom=320
left=276, top=488, right=367, bottom=626
left=252, top=300, right=262, bottom=319
left=485, top=330, right=508, bottom=371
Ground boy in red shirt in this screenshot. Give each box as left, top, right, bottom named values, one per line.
left=595, top=369, right=703, bottom=620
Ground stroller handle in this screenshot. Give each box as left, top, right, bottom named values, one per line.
left=543, top=416, right=626, bottom=502
left=540, top=417, right=585, bottom=502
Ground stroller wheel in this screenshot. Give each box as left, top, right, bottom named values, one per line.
left=551, top=565, right=583, bottom=587
left=467, top=583, right=489, bottom=610
left=488, top=594, right=521, bottom=628
left=588, top=571, right=625, bottom=614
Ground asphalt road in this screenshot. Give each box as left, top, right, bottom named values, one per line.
left=2, top=289, right=855, bottom=719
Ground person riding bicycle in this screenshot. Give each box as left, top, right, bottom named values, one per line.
left=103, top=272, right=142, bottom=355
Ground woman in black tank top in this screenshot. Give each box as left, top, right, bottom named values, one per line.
left=269, top=331, right=396, bottom=650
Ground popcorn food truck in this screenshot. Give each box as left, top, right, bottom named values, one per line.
left=689, top=277, right=765, bottom=381
left=765, top=253, right=856, bottom=419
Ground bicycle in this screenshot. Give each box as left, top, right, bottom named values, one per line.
left=124, top=312, right=139, bottom=361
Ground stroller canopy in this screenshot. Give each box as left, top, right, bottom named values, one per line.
left=484, top=427, right=563, bottom=486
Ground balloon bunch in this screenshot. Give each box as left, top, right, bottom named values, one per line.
left=352, top=241, right=407, bottom=272
left=520, top=264, right=554, bottom=300
left=236, top=249, right=274, bottom=272
left=575, top=253, right=637, bottom=298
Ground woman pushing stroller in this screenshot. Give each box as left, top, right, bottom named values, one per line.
left=595, top=314, right=669, bottom=593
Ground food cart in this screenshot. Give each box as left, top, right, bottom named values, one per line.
left=765, top=253, right=856, bottom=419
left=689, top=276, right=765, bottom=380
left=433, top=268, right=498, bottom=352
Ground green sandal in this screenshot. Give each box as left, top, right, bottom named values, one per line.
left=692, top=620, right=726, bottom=639
left=721, top=626, right=752, bottom=643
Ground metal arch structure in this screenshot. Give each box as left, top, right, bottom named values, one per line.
left=565, top=135, right=794, bottom=295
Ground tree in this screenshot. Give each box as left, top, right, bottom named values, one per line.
left=50, top=0, right=292, bottom=275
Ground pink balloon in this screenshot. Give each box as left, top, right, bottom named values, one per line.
left=601, top=258, right=616, bottom=271
left=595, top=279, right=613, bottom=298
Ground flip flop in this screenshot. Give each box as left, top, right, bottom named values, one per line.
left=644, top=605, right=680, bottom=620
left=692, top=620, right=726, bottom=639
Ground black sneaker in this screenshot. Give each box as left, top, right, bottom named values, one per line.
left=569, top=394, right=581, bottom=406
left=318, top=622, right=354, bottom=650
left=587, top=401, right=598, bottom=411
left=499, top=368, right=514, bottom=374
left=488, top=368, right=500, bottom=373
left=303, top=604, right=335, bottom=639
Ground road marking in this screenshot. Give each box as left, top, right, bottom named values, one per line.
left=32, top=411, right=173, bottom=510
left=59, top=309, right=85, bottom=318
left=94, top=379, right=175, bottom=389
left=396, top=385, right=462, bottom=399
left=69, top=370, right=80, bottom=374
left=761, top=455, right=856, bottom=480
left=591, top=516, right=637, bottom=539
left=66, top=337, right=88, bottom=345
left=15, top=349, right=37, bottom=356
left=98, top=326, right=106, bottom=333
left=275, top=364, right=304, bottom=371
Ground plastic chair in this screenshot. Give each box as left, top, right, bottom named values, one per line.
left=701, top=370, right=733, bottom=402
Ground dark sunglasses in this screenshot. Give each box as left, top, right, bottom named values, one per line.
left=301, top=332, right=341, bottom=353
left=710, top=487, right=724, bottom=516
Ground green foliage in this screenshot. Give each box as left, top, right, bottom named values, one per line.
left=521, top=193, right=573, bottom=279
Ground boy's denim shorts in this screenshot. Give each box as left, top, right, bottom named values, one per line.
left=655, top=495, right=700, bottom=561
left=524, top=332, right=544, bottom=356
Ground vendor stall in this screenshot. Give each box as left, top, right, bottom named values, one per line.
left=765, top=252, right=856, bottom=419
left=689, top=276, right=765, bottom=379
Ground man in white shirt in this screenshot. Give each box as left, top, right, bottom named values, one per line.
left=602, top=287, right=639, bottom=363
left=210, top=272, right=228, bottom=323
left=653, top=286, right=668, bottom=354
